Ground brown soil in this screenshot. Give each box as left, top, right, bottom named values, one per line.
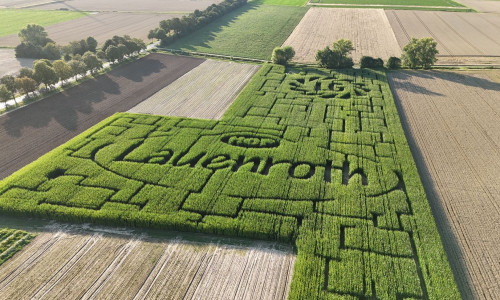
left=0, top=53, right=204, bottom=180
left=0, top=12, right=180, bottom=47
left=129, top=60, right=260, bottom=120
left=388, top=70, right=500, bottom=300
left=283, top=8, right=402, bottom=63
left=0, top=229, right=295, bottom=299
left=1, top=0, right=222, bottom=12
left=386, top=10, right=500, bottom=65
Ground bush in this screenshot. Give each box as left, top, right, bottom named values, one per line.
left=402, top=37, right=438, bottom=69
left=385, top=57, right=401, bottom=69
left=360, top=56, right=383, bottom=69
left=271, top=46, right=295, bottom=65
left=316, top=39, right=354, bottom=69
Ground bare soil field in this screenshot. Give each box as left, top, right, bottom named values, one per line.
left=129, top=60, right=260, bottom=119
left=386, top=10, right=500, bottom=65
left=388, top=70, right=500, bottom=300
left=0, top=0, right=222, bottom=12
left=453, top=0, right=500, bottom=13
left=282, top=7, right=402, bottom=63
left=0, top=49, right=35, bottom=77
left=0, top=53, right=204, bottom=180
left=0, top=12, right=179, bottom=47
left=0, top=228, right=295, bottom=299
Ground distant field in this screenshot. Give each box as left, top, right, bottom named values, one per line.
left=257, top=0, right=309, bottom=6
left=168, top=4, right=308, bottom=60
left=0, top=9, right=87, bottom=37
left=310, top=0, right=464, bottom=6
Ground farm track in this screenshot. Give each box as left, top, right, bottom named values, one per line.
left=283, top=8, right=402, bottom=63
left=129, top=60, right=260, bottom=120
left=0, top=49, right=36, bottom=78
left=386, top=10, right=500, bottom=65
left=0, top=231, right=295, bottom=299
left=0, top=53, right=204, bottom=180
left=388, top=70, right=500, bottom=300
left=0, top=12, right=180, bottom=47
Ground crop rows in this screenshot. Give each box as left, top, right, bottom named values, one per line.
left=0, top=228, right=35, bottom=266
left=0, top=64, right=458, bottom=298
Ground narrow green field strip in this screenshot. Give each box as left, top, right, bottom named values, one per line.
left=0, top=63, right=459, bottom=298
left=309, top=4, right=474, bottom=11
left=310, top=0, right=464, bottom=7
left=0, top=9, right=88, bottom=37
left=0, top=228, right=35, bottom=266
left=168, top=4, right=308, bottom=60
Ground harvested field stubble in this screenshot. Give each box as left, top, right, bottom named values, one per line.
left=386, top=10, right=500, bottom=64
left=0, top=53, right=204, bottom=180
left=0, top=231, right=295, bottom=299
left=129, top=60, right=260, bottom=119
left=388, top=70, right=500, bottom=300
left=283, top=8, right=402, bottom=63
left=0, top=12, right=181, bottom=47
left=0, top=64, right=459, bottom=298
left=0, top=228, right=34, bottom=266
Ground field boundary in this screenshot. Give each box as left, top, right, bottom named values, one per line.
left=158, top=48, right=269, bottom=63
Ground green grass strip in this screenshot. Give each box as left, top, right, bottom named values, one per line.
left=310, top=0, right=464, bottom=7
left=0, top=228, right=35, bottom=265
left=0, top=9, right=88, bottom=38
left=168, top=4, right=308, bottom=60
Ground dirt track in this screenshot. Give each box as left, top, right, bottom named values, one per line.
left=0, top=229, right=295, bottom=299
left=386, top=10, right=500, bottom=65
left=0, top=12, right=179, bottom=47
left=0, top=49, right=35, bottom=77
left=388, top=70, right=500, bottom=300
left=129, top=60, right=260, bottom=119
left=283, top=8, right=402, bottom=63
left=0, top=53, right=204, bottom=180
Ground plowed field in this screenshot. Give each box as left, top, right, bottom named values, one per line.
left=129, top=60, right=260, bottom=119
left=386, top=10, right=500, bottom=65
left=0, top=229, right=295, bottom=299
left=388, top=70, right=500, bottom=299
left=0, top=12, right=179, bottom=47
left=0, top=53, right=204, bottom=180
left=283, top=8, right=402, bottom=63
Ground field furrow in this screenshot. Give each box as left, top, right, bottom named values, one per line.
left=129, top=60, right=260, bottom=120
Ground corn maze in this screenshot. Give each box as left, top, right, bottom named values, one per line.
left=0, top=65, right=458, bottom=299
left=0, top=228, right=35, bottom=266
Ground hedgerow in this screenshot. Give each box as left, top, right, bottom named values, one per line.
left=0, top=64, right=459, bottom=298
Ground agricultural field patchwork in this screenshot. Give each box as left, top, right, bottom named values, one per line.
left=0, top=230, right=294, bottom=299
left=0, top=9, right=87, bottom=38
left=168, top=4, right=308, bottom=60
left=283, top=8, right=402, bottom=63
left=129, top=60, right=260, bottom=119
left=309, top=0, right=465, bottom=7
left=0, top=64, right=459, bottom=298
left=0, top=228, right=35, bottom=266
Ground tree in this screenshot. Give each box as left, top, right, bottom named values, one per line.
left=15, top=77, right=38, bottom=97
left=385, top=57, right=401, bottom=69
left=0, top=75, right=17, bottom=100
left=18, top=24, right=52, bottom=47
left=19, top=67, right=34, bottom=79
left=117, top=44, right=128, bottom=61
left=402, top=37, right=438, bottom=69
left=105, top=45, right=120, bottom=63
left=272, top=46, right=295, bottom=65
left=360, top=56, right=384, bottom=69
left=68, top=59, right=87, bottom=79
left=86, top=36, right=98, bottom=53
left=53, top=60, right=73, bottom=83
left=82, top=51, right=103, bottom=74
left=42, top=42, right=60, bottom=60
left=0, top=84, right=11, bottom=107
left=33, top=60, right=58, bottom=88
left=316, top=39, right=354, bottom=69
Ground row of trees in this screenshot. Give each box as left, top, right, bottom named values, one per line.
left=0, top=52, right=104, bottom=106
left=149, top=0, right=247, bottom=46
left=314, top=37, right=438, bottom=70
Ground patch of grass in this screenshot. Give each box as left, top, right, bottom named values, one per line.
left=167, top=4, right=308, bottom=60
left=0, top=64, right=459, bottom=298
left=256, top=0, right=309, bottom=6
left=310, top=4, right=474, bottom=11
left=310, top=0, right=464, bottom=6
left=0, top=228, right=35, bottom=265
left=0, top=9, right=88, bottom=38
